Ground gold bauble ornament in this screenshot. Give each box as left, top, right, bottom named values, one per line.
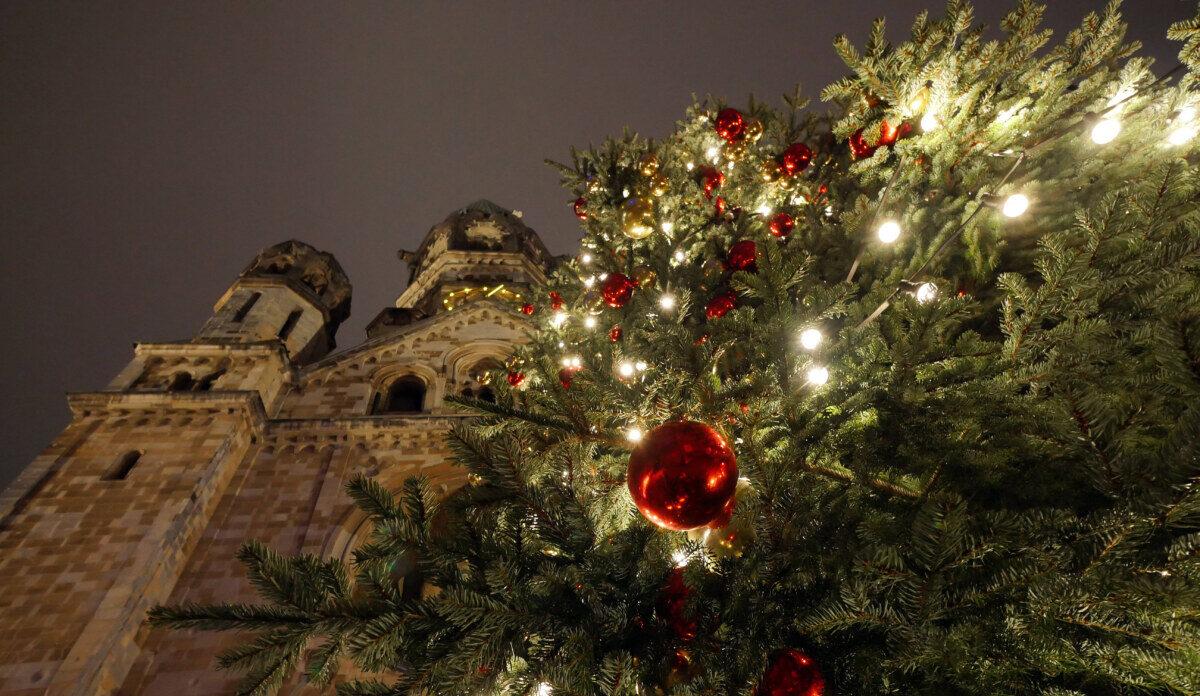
left=724, top=139, right=748, bottom=161
left=632, top=265, right=657, bottom=289
left=760, top=159, right=782, bottom=182
left=686, top=479, right=755, bottom=560
left=649, top=171, right=670, bottom=197
left=581, top=289, right=604, bottom=314
left=621, top=198, right=656, bottom=240
left=638, top=152, right=660, bottom=177
left=587, top=177, right=603, bottom=194
left=743, top=117, right=764, bottom=142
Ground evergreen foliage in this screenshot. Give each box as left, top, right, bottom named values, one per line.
left=149, top=3, right=1200, bottom=693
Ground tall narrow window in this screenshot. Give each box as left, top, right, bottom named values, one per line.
left=232, top=292, right=261, bottom=323
left=278, top=309, right=303, bottom=341
left=103, top=450, right=142, bottom=481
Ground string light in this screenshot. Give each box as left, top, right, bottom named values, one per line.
left=799, top=328, right=823, bottom=350
left=584, top=316, right=597, bottom=329
left=661, top=221, right=675, bottom=234
left=914, top=282, right=938, bottom=304
left=580, top=253, right=592, bottom=264
left=806, top=366, right=830, bottom=386
left=756, top=203, right=772, bottom=216
left=551, top=311, right=568, bottom=328
left=626, top=426, right=643, bottom=443
left=1090, top=117, right=1121, bottom=144
left=659, top=294, right=676, bottom=310
left=920, top=111, right=939, bottom=132
left=582, top=276, right=595, bottom=288
left=536, top=684, right=553, bottom=696
left=1001, top=193, right=1030, bottom=218
left=685, top=161, right=695, bottom=171
left=635, top=360, right=648, bottom=371
left=877, top=220, right=902, bottom=243
left=706, top=146, right=720, bottom=162
left=1167, top=125, right=1196, bottom=146
left=673, top=249, right=686, bottom=263
left=671, top=549, right=690, bottom=567
left=618, top=361, right=636, bottom=378
left=562, top=355, right=582, bottom=368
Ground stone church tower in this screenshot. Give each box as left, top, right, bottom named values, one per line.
left=0, top=201, right=558, bottom=695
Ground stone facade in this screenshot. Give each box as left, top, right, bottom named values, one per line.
left=0, top=201, right=557, bottom=695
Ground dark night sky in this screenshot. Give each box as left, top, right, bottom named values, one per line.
left=0, top=1, right=1189, bottom=488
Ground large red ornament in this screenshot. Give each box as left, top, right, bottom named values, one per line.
left=705, top=289, right=738, bottom=319
left=727, top=240, right=758, bottom=273
left=714, top=108, right=746, bottom=142
left=848, top=128, right=877, bottom=160
left=779, top=143, right=812, bottom=175
left=521, top=303, right=535, bottom=315
left=626, top=420, right=738, bottom=531
left=757, top=649, right=826, bottom=696
left=768, top=212, right=795, bottom=238
left=876, top=119, right=913, bottom=147
left=699, top=166, right=724, bottom=199
left=549, top=291, right=565, bottom=311
left=506, top=371, right=525, bottom=388
left=600, top=273, right=636, bottom=308
left=657, top=568, right=697, bottom=641
left=572, top=197, right=588, bottom=220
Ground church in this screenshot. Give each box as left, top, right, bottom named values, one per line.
left=0, top=201, right=559, bottom=695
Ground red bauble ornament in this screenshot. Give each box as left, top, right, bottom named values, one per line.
left=705, top=289, right=738, bottom=319
left=779, top=143, right=812, bottom=175
left=572, top=197, right=588, bottom=220
left=521, top=303, right=536, bottom=315
left=600, top=273, right=636, bottom=308
left=727, top=240, right=758, bottom=273
left=558, top=366, right=581, bottom=389
left=768, top=212, right=795, bottom=238
left=506, top=371, right=525, bottom=388
left=757, top=649, right=826, bottom=696
left=626, top=420, right=738, bottom=531
left=549, top=291, right=565, bottom=311
left=699, top=166, right=724, bottom=199
left=876, top=119, right=914, bottom=147
left=713, top=196, right=727, bottom=217
left=657, top=568, right=698, bottom=641
left=848, top=128, right=877, bottom=160
left=714, top=108, right=746, bottom=142
left=609, top=325, right=623, bottom=342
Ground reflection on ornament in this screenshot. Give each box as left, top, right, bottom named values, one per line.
left=687, top=478, right=754, bottom=559
left=768, top=212, right=795, bottom=238
left=705, top=290, right=738, bottom=319
left=521, top=303, right=535, bottom=316
left=756, top=649, right=825, bottom=696
left=633, top=265, right=658, bottom=289
left=727, top=240, right=758, bottom=273
left=572, top=197, right=588, bottom=219
left=628, top=421, right=738, bottom=531
left=743, top=117, right=764, bottom=142
left=600, top=273, right=636, bottom=308
left=848, top=128, right=877, bottom=159
left=779, top=143, right=812, bottom=175
left=609, top=325, right=623, bottom=342
left=761, top=159, right=783, bottom=182
left=638, top=152, right=661, bottom=177
left=649, top=171, right=669, bottom=197
left=698, top=166, right=724, bottom=199
left=506, top=371, right=525, bottom=388
left=725, top=139, right=748, bottom=161
left=621, top=198, right=656, bottom=239
left=558, top=366, right=582, bottom=389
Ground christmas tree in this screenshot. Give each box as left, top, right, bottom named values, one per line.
left=150, top=3, right=1200, bottom=694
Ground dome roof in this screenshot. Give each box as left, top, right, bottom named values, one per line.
left=399, top=200, right=556, bottom=282
left=242, top=240, right=352, bottom=326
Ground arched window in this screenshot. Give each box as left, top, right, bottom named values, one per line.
left=460, top=387, right=475, bottom=399
left=103, top=450, right=142, bottom=481
left=376, top=376, right=425, bottom=414
left=195, top=369, right=226, bottom=392
left=278, top=309, right=303, bottom=341
left=168, top=372, right=194, bottom=391
left=232, top=292, right=261, bottom=323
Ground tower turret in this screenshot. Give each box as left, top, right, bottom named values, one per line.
left=198, top=240, right=352, bottom=363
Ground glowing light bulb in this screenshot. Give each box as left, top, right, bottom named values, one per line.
left=551, top=311, right=568, bottom=328
left=561, top=356, right=572, bottom=367
left=756, top=203, right=772, bottom=216
left=877, top=220, right=902, bottom=243
left=626, top=426, right=643, bottom=443
left=685, top=161, right=695, bottom=171
left=582, top=275, right=595, bottom=288
left=799, top=328, right=823, bottom=350
left=706, top=146, right=720, bottom=162
left=618, top=361, right=635, bottom=378
left=824, top=205, right=834, bottom=217
left=536, top=684, right=553, bottom=696
left=1179, top=105, right=1196, bottom=124
left=1090, top=118, right=1121, bottom=145
left=584, top=316, right=597, bottom=329
left=571, top=356, right=583, bottom=368
left=658, top=294, right=676, bottom=310
left=914, top=282, right=938, bottom=304
left=673, top=249, right=686, bottom=263
left=622, top=187, right=630, bottom=198
left=671, top=549, right=690, bottom=567
left=635, top=360, right=647, bottom=371
left=996, top=105, right=1021, bottom=124
left=580, top=253, right=592, bottom=264
left=920, top=111, right=939, bottom=132
left=1001, top=193, right=1030, bottom=218
left=806, top=366, right=830, bottom=386
left=661, top=221, right=674, bottom=234
left=1167, top=126, right=1196, bottom=146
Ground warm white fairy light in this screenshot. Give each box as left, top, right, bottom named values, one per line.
left=799, top=328, right=823, bottom=351
left=914, top=282, right=938, bottom=304
left=1002, top=193, right=1030, bottom=218
left=582, top=275, right=595, bottom=288
left=536, top=683, right=553, bottom=696
left=673, top=249, right=686, bottom=263
left=551, top=311, right=568, bottom=328
left=806, top=366, right=830, bottom=386
left=1090, top=117, right=1121, bottom=145
left=618, top=361, right=636, bottom=378
left=671, top=549, right=690, bottom=567
left=661, top=221, right=674, bottom=234
left=580, top=253, right=592, bottom=264
left=584, top=316, right=597, bottom=329
left=920, top=111, right=940, bottom=132
left=1167, top=126, right=1196, bottom=146
left=1179, top=105, right=1197, bottom=124
left=996, top=105, right=1022, bottom=124
left=756, top=203, right=772, bottom=216
left=877, top=220, right=902, bottom=243
left=598, top=272, right=608, bottom=280
left=706, top=145, right=720, bottom=162
left=635, top=360, right=648, bottom=372
left=658, top=294, right=676, bottom=310
left=824, top=205, right=834, bottom=217
left=685, top=161, right=695, bottom=171
left=726, top=161, right=735, bottom=172
left=626, top=426, right=643, bottom=443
